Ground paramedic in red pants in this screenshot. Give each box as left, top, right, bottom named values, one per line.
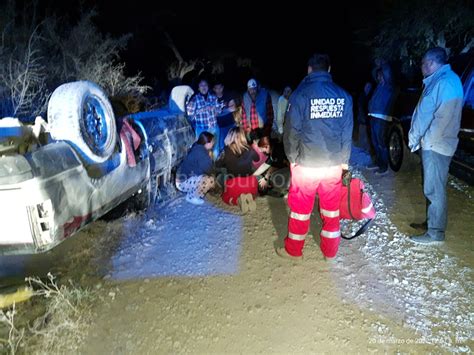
left=277, top=53, right=353, bottom=261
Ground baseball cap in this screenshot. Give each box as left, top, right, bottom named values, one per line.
left=247, top=78, right=257, bottom=89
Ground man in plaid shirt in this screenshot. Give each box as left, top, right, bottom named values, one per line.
left=186, top=79, right=224, bottom=158
left=241, top=78, right=274, bottom=139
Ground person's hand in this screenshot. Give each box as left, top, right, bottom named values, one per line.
left=408, top=136, right=421, bottom=153
left=409, top=143, right=420, bottom=153
left=259, top=176, right=269, bottom=189
left=341, top=163, right=349, bottom=171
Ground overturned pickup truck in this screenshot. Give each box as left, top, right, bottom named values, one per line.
left=0, top=81, right=195, bottom=255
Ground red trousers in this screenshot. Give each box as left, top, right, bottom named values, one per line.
left=285, top=164, right=342, bottom=258
left=221, top=176, right=258, bottom=205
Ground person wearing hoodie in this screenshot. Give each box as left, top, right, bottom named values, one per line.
left=366, top=63, right=399, bottom=175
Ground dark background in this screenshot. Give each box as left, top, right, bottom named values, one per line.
left=32, top=0, right=382, bottom=94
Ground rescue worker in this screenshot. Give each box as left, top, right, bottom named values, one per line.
left=277, top=53, right=353, bottom=261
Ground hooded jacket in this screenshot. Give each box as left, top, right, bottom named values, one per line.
left=283, top=71, right=353, bottom=167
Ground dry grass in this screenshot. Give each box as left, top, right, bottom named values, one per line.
left=0, top=273, right=95, bottom=355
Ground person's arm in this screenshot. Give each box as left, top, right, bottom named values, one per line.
left=277, top=97, right=286, bottom=134
left=250, top=143, right=268, bottom=169
left=408, top=86, right=437, bottom=151
left=186, top=95, right=197, bottom=118
left=200, top=151, right=214, bottom=175
left=215, top=96, right=224, bottom=115
left=283, top=92, right=303, bottom=164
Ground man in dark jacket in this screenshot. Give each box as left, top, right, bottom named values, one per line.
left=277, top=53, right=353, bottom=261
left=366, top=63, right=399, bottom=175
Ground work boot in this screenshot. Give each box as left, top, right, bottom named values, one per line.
left=238, top=193, right=256, bottom=213
left=247, top=194, right=257, bottom=212
left=237, top=194, right=249, bottom=214
left=409, top=233, right=445, bottom=244
left=409, top=221, right=427, bottom=230
left=275, top=247, right=303, bottom=262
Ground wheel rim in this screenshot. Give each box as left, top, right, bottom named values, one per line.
left=389, top=130, right=402, bottom=166
left=81, top=95, right=109, bottom=157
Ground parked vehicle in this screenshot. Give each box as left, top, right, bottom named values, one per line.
left=387, top=50, right=474, bottom=184
left=0, top=81, right=195, bottom=255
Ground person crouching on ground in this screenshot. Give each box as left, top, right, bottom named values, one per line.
left=175, top=131, right=216, bottom=205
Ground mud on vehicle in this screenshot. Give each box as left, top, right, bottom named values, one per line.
left=0, top=81, right=195, bottom=255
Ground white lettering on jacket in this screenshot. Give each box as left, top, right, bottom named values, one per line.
left=310, top=98, right=345, bottom=119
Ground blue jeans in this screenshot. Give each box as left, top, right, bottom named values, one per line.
left=370, top=117, right=389, bottom=170
left=218, top=124, right=233, bottom=158
left=421, top=149, right=452, bottom=240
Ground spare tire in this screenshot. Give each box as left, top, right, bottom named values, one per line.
left=168, top=85, right=194, bottom=114
left=48, top=81, right=117, bottom=163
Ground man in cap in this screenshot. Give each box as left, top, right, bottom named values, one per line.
left=241, top=78, right=274, bottom=139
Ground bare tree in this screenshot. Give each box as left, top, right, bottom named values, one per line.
left=0, top=4, right=49, bottom=120
left=368, top=0, right=474, bottom=76
left=0, top=2, right=150, bottom=119
left=164, top=31, right=204, bottom=84
left=43, top=9, right=150, bottom=99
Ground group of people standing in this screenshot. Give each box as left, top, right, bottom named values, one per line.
left=359, top=47, right=464, bottom=246
left=176, top=46, right=464, bottom=263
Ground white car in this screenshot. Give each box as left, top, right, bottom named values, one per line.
left=0, top=81, right=195, bottom=255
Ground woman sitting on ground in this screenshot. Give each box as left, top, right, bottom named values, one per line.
left=175, top=131, right=216, bottom=205
left=216, top=127, right=260, bottom=212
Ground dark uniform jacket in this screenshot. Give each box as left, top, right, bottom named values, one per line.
left=283, top=71, right=353, bottom=167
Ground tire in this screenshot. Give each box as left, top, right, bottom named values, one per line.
left=168, top=85, right=194, bottom=114
left=48, top=81, right=117, bottom=163
left=388, top=125, right=404, bottom=172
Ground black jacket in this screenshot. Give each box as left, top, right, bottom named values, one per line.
left=283, top=71, right=353, bottom=167
left=216, top=146, right=259, bottom=177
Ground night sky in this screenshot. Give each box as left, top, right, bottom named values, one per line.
left=33, top=0, right=382, bottom=94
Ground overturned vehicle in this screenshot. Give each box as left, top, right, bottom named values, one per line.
left=0, top=81, right=195, bottom=255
